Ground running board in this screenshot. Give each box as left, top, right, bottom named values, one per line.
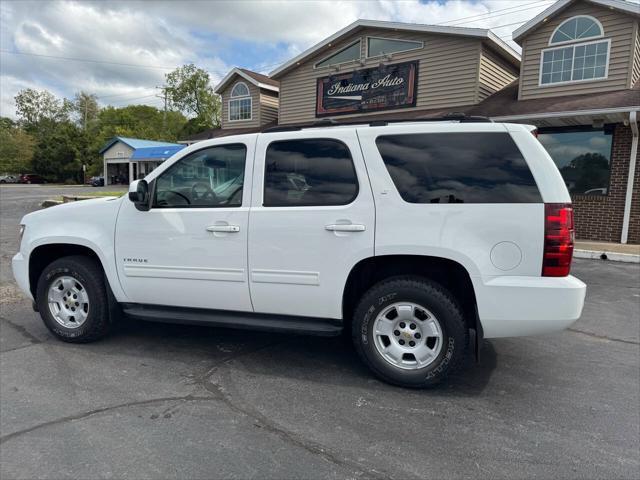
left=121, top=304, right=343, bottom=337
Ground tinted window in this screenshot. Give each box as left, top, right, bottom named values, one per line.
left=264, top=139, right=358, bottom=207
left=375, top=132, right=541, bottom=203
left=154, top=144, right=246, bottom=208
left=537, top=126, right=612, bottom=196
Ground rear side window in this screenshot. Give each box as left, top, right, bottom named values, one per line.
left=264, top=138, right=358, bottom=206
left=375, top=132, right=541, bottom=203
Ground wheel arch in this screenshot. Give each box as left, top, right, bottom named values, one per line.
left=342, top=255, right=479, bottom=332
left=28, top=243, right=104, bottom=299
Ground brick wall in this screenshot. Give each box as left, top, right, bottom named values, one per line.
left=572, top=123, right=639, bottom=244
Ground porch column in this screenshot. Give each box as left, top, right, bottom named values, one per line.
left=621, top=110, right=639, bottom=244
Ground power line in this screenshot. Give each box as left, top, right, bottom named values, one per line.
left=437, top=0, right=552, bottom=26
left=0, top=49, right=176, bottom=70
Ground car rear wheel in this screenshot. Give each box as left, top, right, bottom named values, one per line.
left=36, top=256, right=113, bottom=343
left=352, top=276, right=468, bottom=388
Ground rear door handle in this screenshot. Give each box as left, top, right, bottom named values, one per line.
left=325, top=224, right=366, bottom=232
left=206, top=225, right=240, bottom=233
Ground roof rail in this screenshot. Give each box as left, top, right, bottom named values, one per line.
left=261, top=113, right=492, bottom=133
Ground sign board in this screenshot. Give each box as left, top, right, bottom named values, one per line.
left=316, top=61, right=418, bottom=117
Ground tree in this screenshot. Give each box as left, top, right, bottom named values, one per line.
left=14, top=88, right=71, bottom=129
left=164, top=64, right=220, bottom=130
left=73, top=91, right=100, bottom=130
left=0, top=117, right=36, bottom=174
left=31, top=122, right=84, bottom=182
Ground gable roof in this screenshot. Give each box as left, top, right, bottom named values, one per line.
left=214, top=67, right=279, bottom=94
left=99, top=136, right=183, bottom=154
left=512, top=0, right=640, bottom=43
left=269, top=19, right=521, bottom=79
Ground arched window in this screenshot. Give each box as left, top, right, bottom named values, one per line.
left=550, top=16, right=603, bottom=45
left=540, top=16, right=609, bottom=86
left=229, top=82, right=251, bottom=121
left=231, top=82, right=250, bottom=98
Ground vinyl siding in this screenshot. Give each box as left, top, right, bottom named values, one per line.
left=260, top=89, right=279, bottom=125
left=102, top=142, right=133, bottom=160
left=518, top=2, right=637, bottom=100
left=278, top=27, right=501, bottom=125
left=631, top=22, right=640, bottom=87
left=478, top=45, right=519, bottom=102
left=221, top=80, right=260, bottom=129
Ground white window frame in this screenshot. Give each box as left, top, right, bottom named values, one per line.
left=314, top=39, right=362, bottom=70
left=365, top=35, right=424, bottom=59
left=538, top=38, right=611, bottom=87
left=228, top=81, right=252, bottom=122
left=548, top=15, right=604, bottom=46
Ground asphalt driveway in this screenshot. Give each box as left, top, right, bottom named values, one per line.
left=1, top=184, right=638, bottom=479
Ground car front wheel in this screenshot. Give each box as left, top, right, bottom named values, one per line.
left=352, top=276, right=468, bottom=388
left=36, top=256, right=113, bottom=343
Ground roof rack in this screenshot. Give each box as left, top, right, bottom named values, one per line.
left=261, top=113, right=492, bottom=133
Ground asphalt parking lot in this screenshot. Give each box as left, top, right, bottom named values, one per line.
left=1, top=184, right=639, bottom=479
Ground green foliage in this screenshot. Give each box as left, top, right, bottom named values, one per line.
left=31, top=122, right=86, bottom=183
left=165, top=64, right=221, bottom=129
left=0, top=117, right=36, bottom=174
left=73, top=92, right=100, bottom=130
left=15, top=88, right=71, bottom=130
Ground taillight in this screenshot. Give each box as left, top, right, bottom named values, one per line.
left=542, top=203, right=574, bottom=277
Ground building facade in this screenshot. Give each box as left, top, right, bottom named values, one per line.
left=186, top=0, right=639, bottom=243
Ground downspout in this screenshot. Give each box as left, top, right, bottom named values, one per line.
left=621, top=110, right=638, bottom=244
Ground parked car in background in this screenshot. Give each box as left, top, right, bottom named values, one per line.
left=0, top=174, right=18, bottom=183
left=19, top=174, right=46, bottom=184
left=90, top=176, right=105, bottom=187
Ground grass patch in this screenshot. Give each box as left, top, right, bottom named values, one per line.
left=53, top=191, right=124, bottom=202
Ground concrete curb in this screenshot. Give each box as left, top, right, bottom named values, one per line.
left=574, top=249, right=640, bottom=264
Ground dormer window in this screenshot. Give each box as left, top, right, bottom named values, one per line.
left=229, top=82, right=252, bottom=121
left=540, top=16, right=609, bottom=86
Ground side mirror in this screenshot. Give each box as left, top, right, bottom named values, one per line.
left=128, top=179, right=150, bottom=211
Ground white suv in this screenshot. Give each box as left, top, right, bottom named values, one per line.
left=12, top=118, right=586, bottom=388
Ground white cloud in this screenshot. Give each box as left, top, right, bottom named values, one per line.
left=1, top=0, right=586, bottom=119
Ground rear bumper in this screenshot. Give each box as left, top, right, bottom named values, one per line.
left=12, top=252, right=33, bottom=301
left=476, top=274, right=586, bottom=338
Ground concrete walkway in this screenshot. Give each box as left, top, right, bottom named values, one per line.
left=575, top=241, right=640, bottom=263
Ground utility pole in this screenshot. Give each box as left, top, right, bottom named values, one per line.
left=156, top=86, right=167, bottom=133
left=84, top=100, right=88, bottom=131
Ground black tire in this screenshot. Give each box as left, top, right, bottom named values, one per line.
left=36, top=255, right=113, bottom=343
left=352, top=276, right=468, bottom=388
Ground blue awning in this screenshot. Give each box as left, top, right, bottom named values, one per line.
left=130, top=145, right=185, bottom=162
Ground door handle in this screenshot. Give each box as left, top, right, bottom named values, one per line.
left=206, top=225, right=240, bottom=233
left=325, top=224, right=366, bottom=232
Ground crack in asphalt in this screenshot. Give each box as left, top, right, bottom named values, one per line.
left=193, top=342, right=402, bottom=480
left=567, top=328, right=640, bottom=345
left=0, top=315, right=44, bottom=346
left=0, top=336, right=398, bottom=479
left=0, top=395, right=216, bottom=445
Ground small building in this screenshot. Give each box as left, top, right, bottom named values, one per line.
left=100, top=137, right=185, bottom=185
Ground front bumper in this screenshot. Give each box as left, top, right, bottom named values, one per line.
left=12, top=252, right=33, bottom=301
left=476, top=274, right=586, bottom=338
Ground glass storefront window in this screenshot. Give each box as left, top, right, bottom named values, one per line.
left=537, top=126, right=613, bottom=196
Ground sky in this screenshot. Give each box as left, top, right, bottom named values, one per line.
left=0, top=0, right=636, bottom=120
